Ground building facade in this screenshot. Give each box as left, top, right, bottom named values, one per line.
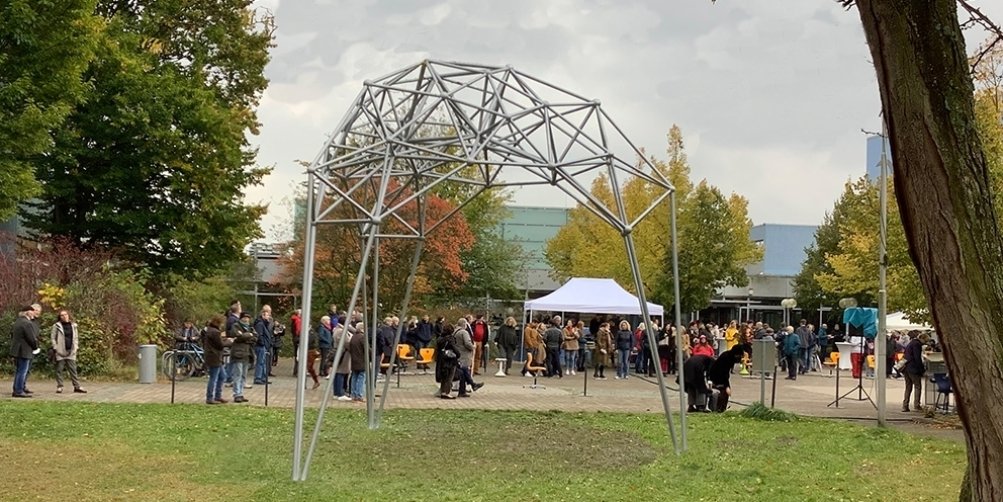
left=711, top=223, right=820, bottom=327
left=497, top=206, right=569, bottom=297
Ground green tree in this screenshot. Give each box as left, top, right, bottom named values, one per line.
left=23, top=0, right=273, bottom=279
left=796, top=43, right=1003, bottom=326
left=429, top=163, right=528, bottom=304
left=0, top=0, right=99, bottom=219
left=813, top=177, right=926, bottom=321
left=850, top=1, right=1003, bottom=497
left=673, top=181, right=757, bottom=312
left=545, top=125, right=760, bottom=312
left=792, top=181, right=870, bottom=312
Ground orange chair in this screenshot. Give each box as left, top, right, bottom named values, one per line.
left=396, top=344, right=415, bottom=369
left=415, top=347, right=435, bottom=374
left=823, top=352, right=840, bottom=375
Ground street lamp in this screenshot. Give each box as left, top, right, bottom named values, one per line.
left=838, top=297, right=858, bottom=309
left=746, top=287, right=754, bottom=322
left=781, top=298, right=798, bottom=327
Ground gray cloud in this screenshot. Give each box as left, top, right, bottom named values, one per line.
left=248, top=0, right=1002, bottom=239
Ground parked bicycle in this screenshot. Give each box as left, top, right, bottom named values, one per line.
left=162, top=338, right=207, bottom=381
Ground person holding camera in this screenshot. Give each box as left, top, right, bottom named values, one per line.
left=228, top=312, right=257, bottom=403
left=204, top=315, right=232, bottom=404
left=271, top=320, right=285, bottom=375
left=902, top=331, right=929, bottom=412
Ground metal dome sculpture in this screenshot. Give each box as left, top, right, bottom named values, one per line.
left=293, top=60, right=686, bottom=480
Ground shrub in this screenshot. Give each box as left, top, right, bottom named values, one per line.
left=737, top=402, right=801, bottom=422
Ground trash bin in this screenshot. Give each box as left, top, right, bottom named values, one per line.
left=138, top=344, right=158, bottom=384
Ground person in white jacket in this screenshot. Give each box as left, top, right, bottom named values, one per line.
left=51, top=310, right=86, bottom=394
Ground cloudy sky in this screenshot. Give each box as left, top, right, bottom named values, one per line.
left=247, top=0, right=999, bottom=241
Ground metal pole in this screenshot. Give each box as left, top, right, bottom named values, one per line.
left=770, top=364, right=778, bottom=408
left=876, top=126, right=889, bottom=426
left=293, top=171, right=318, bottom=481
left=760, top=363, right=766, bottom=404
left=671, top=191, right=686, bottom=452
left=301, top=225, right=379, bottom=480
left=624, top=230, right=678, bottom=454
left=368, top=235, right=380, bottom=430
left=605, top=157, right=678, bottom=454
left=264, top=348, right=270, bottom=407
left=170, top=353, right=176, bottom=404
left=377, top=240, right=425, bottom=423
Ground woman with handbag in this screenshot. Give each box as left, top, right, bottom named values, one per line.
left=435, top=323, right=460, bottom=399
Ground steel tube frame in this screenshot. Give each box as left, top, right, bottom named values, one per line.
left=292, top=171, right=317, bottom=481
left=376, top=240, right=425, bottom=424
left=292, top=60, right=685, bottom=481
left=671, top=191, right=687, bottom=451
left=606, top=162, right=680, bottom=455
left=299, top=224, right=379, bottom=480
left=368, top=235, right=379, bottom=429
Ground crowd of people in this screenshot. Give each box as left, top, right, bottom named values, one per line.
left=10, top=298, right=939, bottom=413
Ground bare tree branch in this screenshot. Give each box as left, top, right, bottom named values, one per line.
left=956, top=0, right=1003, bottom=72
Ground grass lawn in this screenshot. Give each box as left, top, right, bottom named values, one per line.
left=0, top=401, right=963, bottom=501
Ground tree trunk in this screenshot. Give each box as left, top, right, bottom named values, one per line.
left=854, top=1, right=1003, bottom=500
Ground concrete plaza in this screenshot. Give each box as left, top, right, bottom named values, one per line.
left=2, top=358, right=939, bottom=423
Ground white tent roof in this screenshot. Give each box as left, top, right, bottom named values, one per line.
left=524, top=277, right=664, bottom=316
left=886, top=311, right=932, bottom=331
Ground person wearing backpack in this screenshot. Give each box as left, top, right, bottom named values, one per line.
left=782, top=325, right=801, bottom=380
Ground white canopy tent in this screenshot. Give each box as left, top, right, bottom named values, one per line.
left=885, top=311, right=932, bottom=331
left=524, top=277, right=664, bottom=318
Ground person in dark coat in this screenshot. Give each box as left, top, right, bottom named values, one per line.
left=414, top=315, right=433, bottom=370
left=318, top=316, right=334, bottom=376
left=203, top=315, right=232, bottom=404
left=543, top=317, right=563, bottom=378
left=377, top=319, right=395, bottom=376
left=435, top=323, right=459, bottom=399
left=902, top=331, right=929, bottom=412
left=348, top=322, right=368, bottom=402
left=252, top=309, right=274, bottom=385
left=494, top=317, right=520, bottom=375
left=10, top=305, right=40, bottom=398
left=227, top=312, right=257, bottom=403
left=271, top=320, right=285, bottom=373
left=614, top=320, right=634, bottom=379
left=708, top=345, right=745, bottom=412
left=683, top=354, right=714, bottom=412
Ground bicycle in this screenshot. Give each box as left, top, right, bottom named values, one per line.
left=162, top=339, right=207, bottom=381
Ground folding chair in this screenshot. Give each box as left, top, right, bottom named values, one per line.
left=415, top=347, right=435, bottom=374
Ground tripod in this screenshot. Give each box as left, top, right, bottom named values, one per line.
left=827, top=335, right=876, bottom=409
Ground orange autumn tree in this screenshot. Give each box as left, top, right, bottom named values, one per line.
left=282, top=178, right=473, bottom=318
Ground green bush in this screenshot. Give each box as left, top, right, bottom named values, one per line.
left=0, top=311, right=13, bottom=374
left=738, top=402, right=802, bottom=422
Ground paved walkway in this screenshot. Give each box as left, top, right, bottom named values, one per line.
left=2, top=359, right=950, bottom=424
